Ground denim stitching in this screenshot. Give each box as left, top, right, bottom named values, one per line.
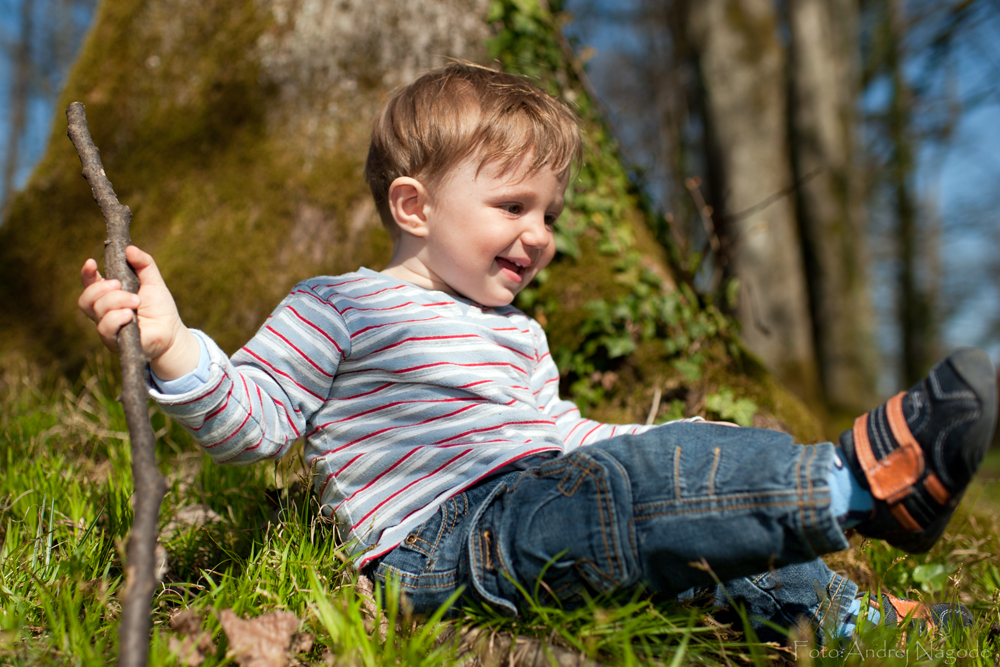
left=673, top=446, right=682, bottom=500
left=806, top=446, right=817, bottom=537
left=378, top=564, right=459, bottom=591
left=798, top=446, right=821, bottom=556
left=600, top=452, right=632, bottom=583
left=708, top=447, right=721, bottom=497
left=794, top=445, right=804, bottom=547
left=471, top=528, right=488, bottom=588
left=634, top=488, right=802, bottom=511
left=550, top=579, right=579, bottom=596
left=407, top=534, right=435, bottom=555
left=428, top=497, right=456, bottom=560
left=810, top=445, right=838, bottom=554
left=741, top=571, right=804, bottom=630
left=544, top=454, right=621, bottom=581
left=576, top=557, right=622, bottom=587
left=634, top=499, right=814, bottom=521
left=557, top=458, right=591, bottom=497
left=495, top=533, right=515, bottom=583
left=804, top=446, right=821, bottom=554
left=591, top=462, right=619, bottom=580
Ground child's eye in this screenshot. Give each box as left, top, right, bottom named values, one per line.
left=545, top=213, right=559, bottom=228
left=501, top=203, right=523, bottom=215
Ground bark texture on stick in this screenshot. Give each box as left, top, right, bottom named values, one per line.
left=66, top=101, right=166, bottom=667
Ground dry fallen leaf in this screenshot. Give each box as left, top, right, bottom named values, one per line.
left=168, top=609, right=215, bottom=666
left=218, top=609, right=302, bottom=667
left=161, top=504, right=224, bottom=541
left=356, top=575, right=389, bottom=639
left=288, top=632, right=314, bottom=655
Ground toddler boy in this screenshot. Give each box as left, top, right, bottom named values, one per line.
left=79, top=63, right=997, bottom=642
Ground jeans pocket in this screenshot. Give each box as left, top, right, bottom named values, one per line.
left=374, top=495, right=469, bottom=614
left=488, top=450, right=639, bottom=604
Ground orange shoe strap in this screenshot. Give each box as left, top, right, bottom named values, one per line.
left=880, top=594, right=936, bottom=625
left=851, top=393, right=950, bottom=524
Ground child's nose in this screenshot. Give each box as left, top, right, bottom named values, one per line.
left=520, top=214, right=551, bottom=248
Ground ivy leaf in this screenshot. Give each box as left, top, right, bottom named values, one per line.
left=672, top=355, right=704, bottom=382
left=603, top=335, right=636, bottom=359
left=705, top=388, right=757, bottom=427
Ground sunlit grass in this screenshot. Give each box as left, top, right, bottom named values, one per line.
left=2, top=351, right=999, bottom=665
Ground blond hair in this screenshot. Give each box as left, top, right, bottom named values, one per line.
left=364, top=62, right=582, bottom=236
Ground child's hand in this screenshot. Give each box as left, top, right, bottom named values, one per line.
left=78, top=245, right=201, bottom=380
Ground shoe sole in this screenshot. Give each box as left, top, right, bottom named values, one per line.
left=945, top=348, right=998, bottom=479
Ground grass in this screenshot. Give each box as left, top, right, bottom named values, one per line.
left=2, top=352, right=1000, bottom=665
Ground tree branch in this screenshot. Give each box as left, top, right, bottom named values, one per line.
left=66, top=101, right=166, bottom=667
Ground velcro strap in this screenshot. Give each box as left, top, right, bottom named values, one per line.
left=881, top=594, right=934, bottom=623
left=923, top=472, right=951, bottom=505
left=852, top=393, right=924, bottom=501
left=889, top=501, right=922, bottom=531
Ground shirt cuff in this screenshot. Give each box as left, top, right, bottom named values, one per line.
left=150, top=333, right=212, bottom=394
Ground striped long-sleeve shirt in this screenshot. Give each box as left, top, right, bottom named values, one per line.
left=151, top=268, right=680, bottom=566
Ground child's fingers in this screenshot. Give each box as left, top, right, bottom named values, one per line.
left=78, top=277, right=123, bottom=321
left=80, top=258, right=103, bottom=288
left=125, top=245, right=168, bottom=288
left=91, top=289, right=141, bottom=323
left=95, top=308, right=135, bottom=349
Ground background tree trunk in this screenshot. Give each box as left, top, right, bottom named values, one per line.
left=885, top=0, right=938, bottom=384
left=2, top=0, right=33, bottom=214
left=685, top=0, right=820, bottom=403
left=787, top=0, right=878, bottom=414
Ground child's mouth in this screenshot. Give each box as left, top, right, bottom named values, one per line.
left=496, top=257, right=526, bottom=280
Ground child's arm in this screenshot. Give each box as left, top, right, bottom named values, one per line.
left=150, top=282, right=346, bottom=465
left=79, top=247, right=342, bottom=465
left=78, top=245, right=201, bottom=380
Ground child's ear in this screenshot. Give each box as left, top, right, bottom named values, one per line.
left=388, top=177, right=430, bottom=238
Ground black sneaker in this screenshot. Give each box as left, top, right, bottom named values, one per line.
left=839, top=348, right=997, bottom=553
left=874, top=593, right=972, bottom=635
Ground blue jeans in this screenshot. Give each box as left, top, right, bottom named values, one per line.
left=371, top=423, right=858, bottom=640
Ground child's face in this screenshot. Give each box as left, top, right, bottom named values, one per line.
left=417, top=154, right=567, bottom=307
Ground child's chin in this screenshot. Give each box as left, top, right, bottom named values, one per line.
left=477, top=290, right=517, bottom=308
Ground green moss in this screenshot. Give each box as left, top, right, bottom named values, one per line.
left=0, top=0, right=391, bottom=365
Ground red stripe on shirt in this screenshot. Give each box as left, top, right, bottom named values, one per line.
left=265, top=325, right=335, bottom=377
left=286, top=306, right=344, bottom=354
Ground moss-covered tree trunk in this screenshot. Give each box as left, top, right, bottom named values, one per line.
left=0, top=0, right=823, bottom=439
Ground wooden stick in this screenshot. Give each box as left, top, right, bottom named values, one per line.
left=66, top=101, right=166, bottom=667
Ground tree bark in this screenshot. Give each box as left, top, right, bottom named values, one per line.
left=886, top=0, right=937, bottom=384
left=686, top=0, right=820, bottom=402
left=788, top=0, right=878, bottom=412
left=66, top=102, right=167, bottom=667
left=2, top=0, right=32, bottom=215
